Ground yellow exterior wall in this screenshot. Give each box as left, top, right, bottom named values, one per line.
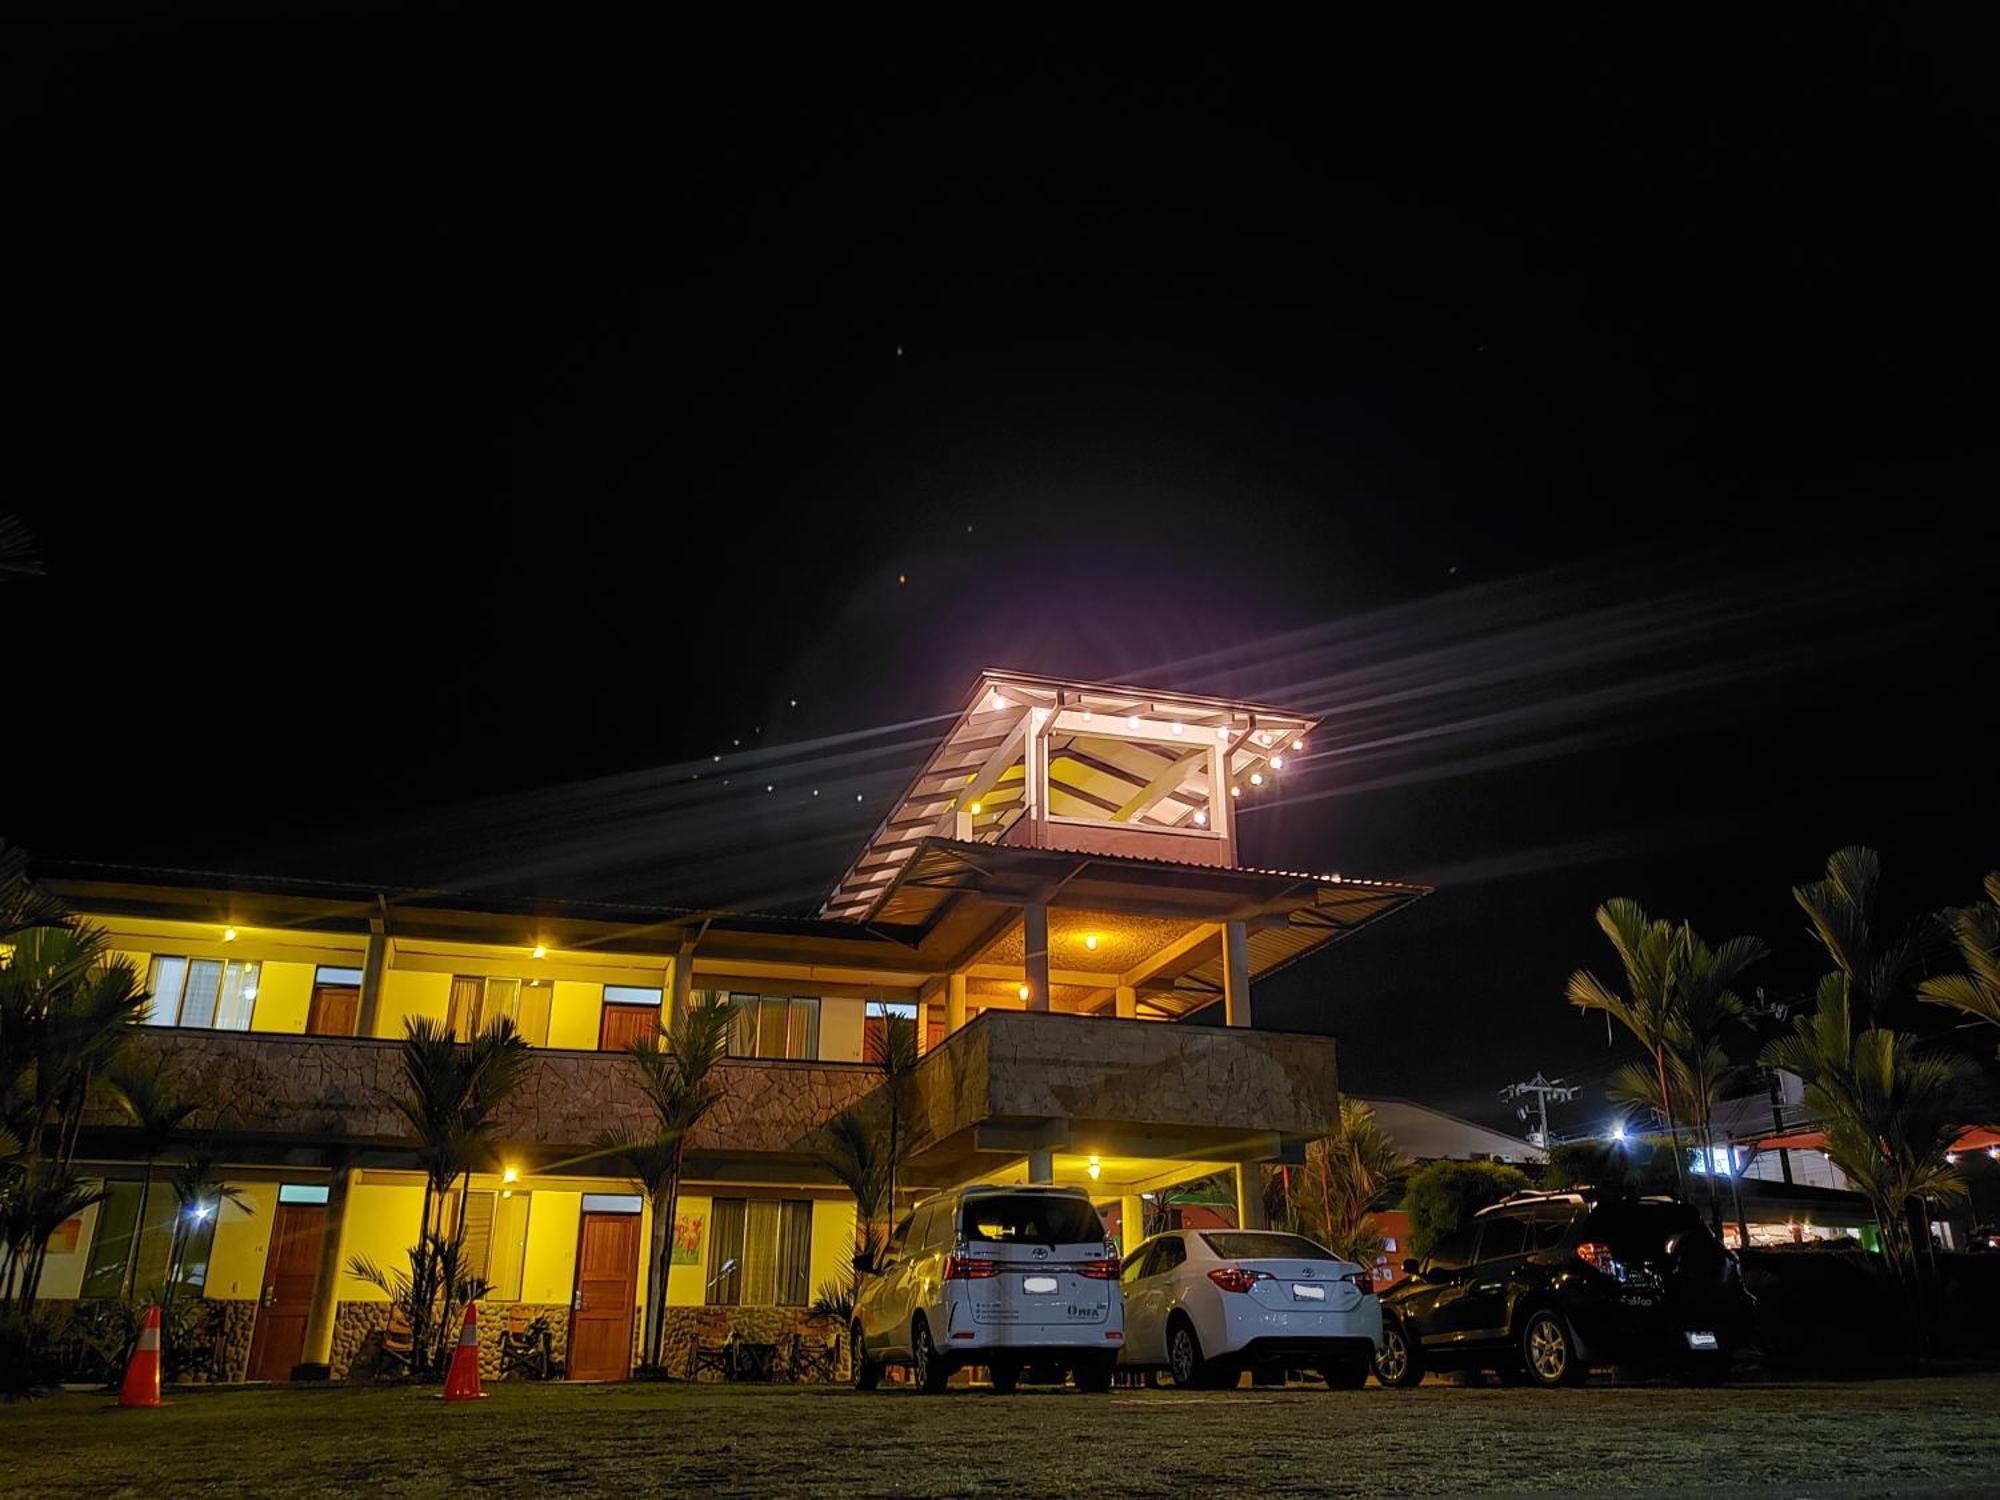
left=810, top=1199, right=858, bottom=1303
left=820, top=996, right=867, bottom=1063
left=205, top=1181, right=278, bottom=1301
left=520, top=1190, right=581, bottom=1305
left=250, top=960, right=315, bottom=1034
left=336, top=1183, right=427, bottom=1302
left=546, top=980, right=605, bottom=1051
left=665, top=1191, right=711, bottom=1306
left=376, top=969, right=450, bottom=1038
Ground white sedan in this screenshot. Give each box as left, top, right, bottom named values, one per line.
left=1118, top=1228, right=1382, bottom=1388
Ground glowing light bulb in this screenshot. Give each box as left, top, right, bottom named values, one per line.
left=1230, top=785, right=1241, bottom=798
left=1127, top=715, right=1140, bottom=730
left=988, top=690, right=1004, bottom=709
left=222, top=927, right=237, bottom=943
left=1216, top=726, right=1229, bottom=741
left=532, top=944, right=546, bottom=959
left=1193, top=810, right=1208, bottom=826
left=1946, top=1152, right=1959, bottom=1165
left=1084, top=934, right=1098, bottom=951
left=1270, top=756, right=1283, bottom=768
left=1081, top=710, right=1093, bottom=723
left=969, top=801, right=982, bottom=815
left=1017, top=984, right=1031, bottom=1001
left=1249, top=772, right=1263, bottom=786
left=1171, top=721, right=1183, bottom=735
left=1293, top=738, right=1304, bottom=751
left=502, top=1166, right=519, bottom=1184
left=1610, top=1122, right=1627, bottom=1142
left=1087, top=1155, right=1101, bottom=1181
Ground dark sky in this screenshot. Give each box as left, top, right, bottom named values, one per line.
left=9, top=9, right=1997, bottom=1133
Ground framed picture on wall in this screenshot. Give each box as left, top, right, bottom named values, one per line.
left=672, top=1212, right=704, bottom=1264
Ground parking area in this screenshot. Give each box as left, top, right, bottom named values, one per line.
left=7, top=1374, right=1998, bottom=1497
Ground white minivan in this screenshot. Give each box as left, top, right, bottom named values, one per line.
left=851, top=1184, right=1125, bottom=1392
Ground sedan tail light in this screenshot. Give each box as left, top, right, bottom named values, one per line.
left=1574, top=1241, right=1619, bottom=1277
left=1075, top=1257, right=1121, bottom=1280
left=1341, top=1269, right=1374, bottom=1293
left=944, top=1254, right=999, bottom=1280
left=1207, top=1266, right=1268, bottom=1294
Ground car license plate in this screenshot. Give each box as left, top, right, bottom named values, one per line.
left=1291, top=1283, right=1326, bottom=1301
left=1685, top=1330, right=1718, bottom=1350
left=1022, top=1275, right=1059, bottom=1295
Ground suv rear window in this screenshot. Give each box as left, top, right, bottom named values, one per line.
left=960, top=1194, right=1105, bottom=1245
left=1579, top=1200, right=1706, bottom=1254
left=1200, top=1232, right=1337, bottom=1261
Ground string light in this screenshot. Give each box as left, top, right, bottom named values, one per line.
left=1171, top=721, right=1184, bottom=735
left=1292, top=738, right=1304, bottom=750
left=1250, top=772, right=1263, bottom=786
left=1230, top=785, right=1241, bottom=797
left=1270, top=756, right=1284, bottom=769
left=1193, top=810, right=1208, bottom=826
left=1127, top=715, right=1140, bottom=729
left=1216, top=727, right=1230, bottom=741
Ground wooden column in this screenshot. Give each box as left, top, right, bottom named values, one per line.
left=1222, top=920, right=1252, bottom=1028
left=356, top=928, right=388, bottom=1038
left=294, top=1167, right=355, bottom=1378
left=1114, top=986, right=1137, bottom=1019
left=946, top=972, right=968, bottom=1034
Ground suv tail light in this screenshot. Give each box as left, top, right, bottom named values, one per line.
left=1575, top=1241, right=1618, bottom=1277
left=1075, top=1257, right=1121, bottom=1280
left=944, top=1254, right=999, bottom=1280
left=1207, top=1266, right=1268, bottom=1294
left=1341, top=1269, right=1374, bottom=1293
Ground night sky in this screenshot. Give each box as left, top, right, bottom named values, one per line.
left=10, top=11, right=1996, bottom=1133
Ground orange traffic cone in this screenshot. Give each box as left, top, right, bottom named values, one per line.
left=118, top=1305, right=169, bottom=1408
left=440, top=1303, right=486, bottom=1401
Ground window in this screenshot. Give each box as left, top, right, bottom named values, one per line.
left=959, top=1193, right=1105, bottom=1246
left=603, top=985, right=663, bottom=1007
left=863, top=1000, right=916, bottom=1064
left=1426, top=1226, right=1479, bottom=1274
left=1475, top=1215, right=1529, bottom=1263
left=146, top=956, right=261, bottom=1029
left=723, top=993, right=820, bottom=1060
left=82, top=1180, right=211, bottom=1297
left=447, top=976, right=552, bottom=1045
left=705, top=1198, right=813, bottom=1306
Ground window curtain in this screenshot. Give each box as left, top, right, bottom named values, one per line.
left=447, top=976, right=484, bottom=1040
left=777, top=1200, right=813, bottom=1305
left=177, top=960, right=224, bottom=1028
left=460, top=1191, right=496, bottom=1285
left=145, top=957, right=188, bottom=1026
left=483, top=978, right=522, bottom=1034
left=726, top=995, right=757, bottom=1059
left=213, top=961, right=260, bottom=1031
left=708, top=1199, right=747, bottom=1305
left=786, top=997, right=820, bottom=1061
left=756, top=999, right=788, bottom=1060
left=742, top=1200, right=781, bottom=1304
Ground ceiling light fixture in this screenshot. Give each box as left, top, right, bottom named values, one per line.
left=222, top=927, right=238, bottom=943
left=1084, top=934, right=1098, bottom=951
left=532, top=944, right=547, bottom=959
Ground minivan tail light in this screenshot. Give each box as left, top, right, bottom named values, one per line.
left=1207, top=1266, right=1267, bottom=1294
left=944, top=1254, right=1000, bottom=1280
left=1575, top=1241, right=1618, bottom=1276
left=1075, top=1257, right=1121, bottom=1280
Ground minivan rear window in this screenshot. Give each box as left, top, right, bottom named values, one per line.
left=960, top=1194, right=1105, bottom=1245
left=1200, top=1232, right=1337, bottom=1261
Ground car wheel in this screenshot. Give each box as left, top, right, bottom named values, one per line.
left=986, top=1358, right=1021, bottom=1394
left=1072, top=1355, right=1114, bottom=1393
left=851, top=1323, right=882, bottom=1391
left=1166, top=1318, right=1210, bottom=1388
left=912, top=1319, right=951, bottom=1394
left=1520, top=1308, right=1584, bottom=1388
left=1320, top=1355, right=1370, bottom=1390
left=1374, top=1321, right=1423, bottom=1388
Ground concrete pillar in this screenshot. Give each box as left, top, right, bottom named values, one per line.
left=1027, top=1150, right=1054, bottom=1184
left=1023, top=902, right=1051, bottom=1013
left=356, top=928, right=388, bottom=1038
left=672, top=941, right=696, bottom=1028
left=294, top=1168, right=356, bottom=1378
left=1119, top=1193, right=1147, bottom=1256
left=946, top=972, right=968, bottom=1034
left=1114, top=985, right=1137, bottom=1020
left=1235, top=1163, right=1269, bottom=1231
left=1222, top=920, right=1252, bottom=1028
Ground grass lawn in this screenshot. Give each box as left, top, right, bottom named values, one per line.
left=5, top=1374, right=1997, bottom=1497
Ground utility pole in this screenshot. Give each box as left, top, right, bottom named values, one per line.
left=1500, top=1073, right=1579, bottom=1151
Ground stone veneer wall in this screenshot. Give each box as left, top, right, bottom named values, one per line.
left=91, top=1031, right=882, bottom=1155
left=656, top=1305, right=845, bottom=1382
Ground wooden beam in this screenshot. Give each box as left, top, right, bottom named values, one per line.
left=1109, top=744, right=1211, bottom=822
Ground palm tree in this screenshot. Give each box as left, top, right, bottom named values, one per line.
left=1669, top=926, right=1766, bottom=1239
left=161, top=1146, right=250, bottom=1305
left=614, top=994, right=731, bottom=1372
left=1919, top=872, right=2000, bottom=1054
left=1793, top=845, right=1928, bottom=1028
left=109, top=1066, right=199, bottom=1301
left=1567, top=899, right=1690, bottom=1190
left=866, top=1011, right=919, bottom=1224
left=815, top=1107, right=891, bottom=1292
left=1286, top=1098, right=1413, bottom=1265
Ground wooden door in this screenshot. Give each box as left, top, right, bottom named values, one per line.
left=306, top=984, right=360, bottom=1037
left=597, top=1003, right=659, bottom=1052
left=568, top=1212, right=640, bottom=1380
left=247, top=1202, right=326, bottom=1380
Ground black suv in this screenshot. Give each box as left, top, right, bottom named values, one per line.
left=1375, top=1189, right=1751, bottom=1388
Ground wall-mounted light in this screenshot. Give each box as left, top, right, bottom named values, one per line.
left=1087, top=1155, right=1101, bottom=1181
left=1083, top=934, right=1098, bottom=952
left=1017, top=984, right=1031, bottom=1001
left=502, top=1165, right=519, bottom=1184
left=532, top=944, right=547, bottom=960
left=222, top=927, right=238, bottom=943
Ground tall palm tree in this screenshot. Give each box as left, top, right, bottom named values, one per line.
left=1919, top=872, right=2000, bottom=1054
left=615, top=994, right=731, bottom=1372
left=815, top=1107, right=890, bottom=1285
left=1670, top=926, right=1766, bottom=1238
left=1287, top=1098, right=1413, bottom=1265
left=162, top=1145, right=250, bottom=1302
left=1567, top=898, right=1690, bottom=1190
left=108, top=1066, right=199, bottom=1301
left=1794, top=845, right=1928, bottom=1028
left=866, top=1011, right=919, bottom=1223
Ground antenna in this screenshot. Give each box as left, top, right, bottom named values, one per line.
left=1499, top=1072, right=1579, bottom=1150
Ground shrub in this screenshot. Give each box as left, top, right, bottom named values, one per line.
left=1403, top=1159, right=1532, bottom=1261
